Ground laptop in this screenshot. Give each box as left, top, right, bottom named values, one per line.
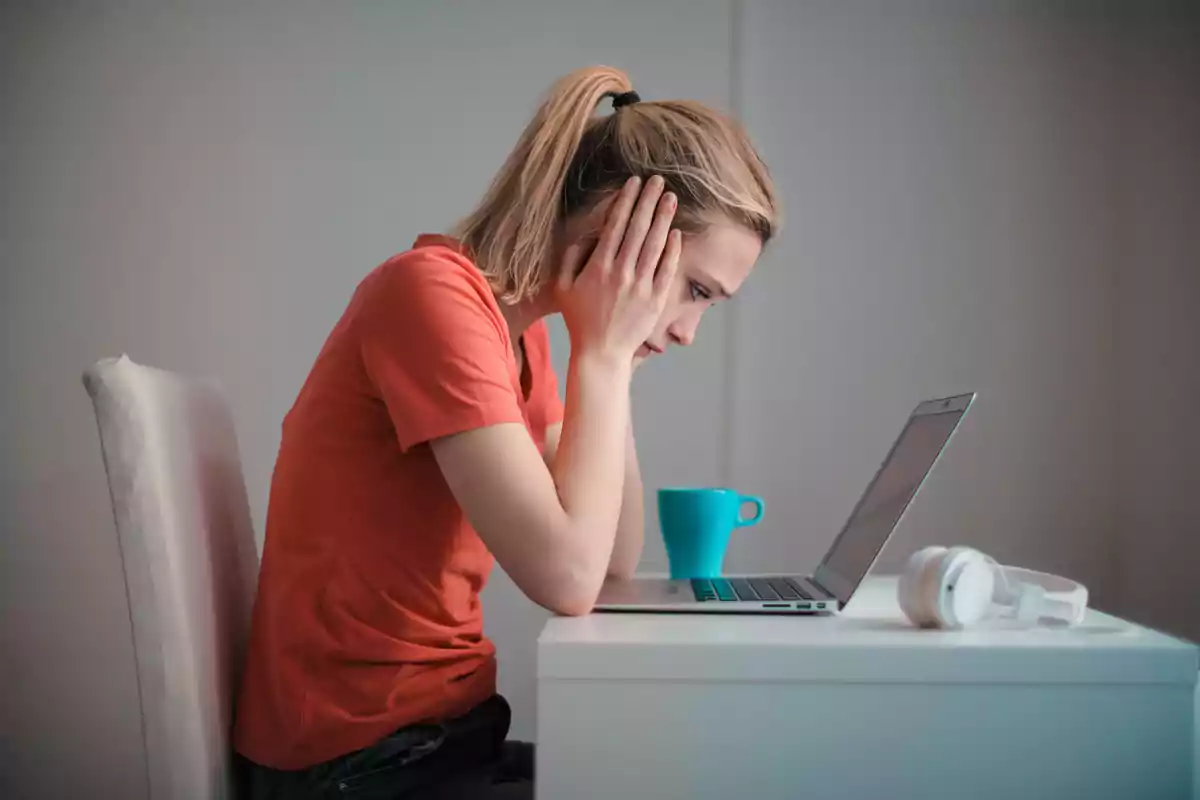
left=595, top=392, right=975, bottom=614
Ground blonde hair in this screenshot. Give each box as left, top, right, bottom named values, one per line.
left=453, top=65, right=779, bottom=304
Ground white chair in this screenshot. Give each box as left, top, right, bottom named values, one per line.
left=84, top=355, right=260, bottom=799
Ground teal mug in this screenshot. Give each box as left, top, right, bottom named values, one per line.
left=657, top=487, right=765, bottom=579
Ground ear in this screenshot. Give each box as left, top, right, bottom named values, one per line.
left=569, top=191, right=619, bottom=239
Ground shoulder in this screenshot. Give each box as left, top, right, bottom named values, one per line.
left=368, top=236, right=493, bottom=304
left=356, top=235, right=504, bottom=334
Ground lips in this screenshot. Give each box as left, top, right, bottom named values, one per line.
left=643, top=342, right=664, bottom=354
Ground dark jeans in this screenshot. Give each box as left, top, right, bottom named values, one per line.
left=235, top=695, right=533, bottom=799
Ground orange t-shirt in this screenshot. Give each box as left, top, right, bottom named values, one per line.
left=233, top=235, right=565, bottom=770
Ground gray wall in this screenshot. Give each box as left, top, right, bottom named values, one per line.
left=730, top=0, right=1119, bottom=599
left=3, top=2, right=1197, bottom=797
left=1112, top=8, right=1200, bottom=644
left=732, top=0, right=1199, bottom=642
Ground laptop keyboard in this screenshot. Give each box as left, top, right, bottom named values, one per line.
left=691, top=577, right=817, bottom=603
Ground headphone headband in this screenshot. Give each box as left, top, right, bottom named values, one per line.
left=1000, top=566, right=1089, bottom=625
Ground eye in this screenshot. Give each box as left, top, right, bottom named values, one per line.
left=688, top=280, right=712, bottom=302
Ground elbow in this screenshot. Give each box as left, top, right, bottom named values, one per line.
left=534, top=553, right=606, bottom=617
left=536, top=579, right=599, bottom=616
left=546, top=594, right=597, bottom=617
left=506, top=519, right=615, bottom=616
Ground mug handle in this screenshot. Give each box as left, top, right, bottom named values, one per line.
left=735, top=495, right=765, bottom=528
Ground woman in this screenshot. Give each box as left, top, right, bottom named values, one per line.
left=234, top=65, right=778, bottom=798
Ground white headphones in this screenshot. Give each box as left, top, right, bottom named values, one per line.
left=897, top=546, right=1089, bottom=629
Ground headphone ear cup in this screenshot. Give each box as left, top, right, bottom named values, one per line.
left=919, top=547, right=954, bottom=626
left=934, top=547, right=994, bottom=628
left=899, top=547, right=946, bottom=627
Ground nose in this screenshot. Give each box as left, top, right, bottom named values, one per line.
left=667, top=318, right=698, bottom=347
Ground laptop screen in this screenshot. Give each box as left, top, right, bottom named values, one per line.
left=814, top=397, right=971, bottom=604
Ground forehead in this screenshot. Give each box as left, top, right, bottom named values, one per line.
left=679, top=221, right=763, bottom=291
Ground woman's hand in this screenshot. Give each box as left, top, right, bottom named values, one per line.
left=556, top=175, right=681, bottom=365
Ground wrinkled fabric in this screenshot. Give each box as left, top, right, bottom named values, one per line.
left=236, top=695, right=532, bottom=799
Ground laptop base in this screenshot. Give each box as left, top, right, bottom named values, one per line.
left=594, top=574, right=840, bottom=615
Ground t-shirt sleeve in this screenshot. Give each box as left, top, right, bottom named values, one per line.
left=357, top=248, right=525, bottom=452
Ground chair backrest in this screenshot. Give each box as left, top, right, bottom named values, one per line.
left=84, top=355, right=260, bottom=800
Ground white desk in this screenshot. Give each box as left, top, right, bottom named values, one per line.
left=536, top=576, right=1197, bottom=800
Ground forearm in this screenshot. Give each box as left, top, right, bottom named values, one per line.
left=608, top=421, right=644, bottom=579
left=550, top=351, right=633, bottom=604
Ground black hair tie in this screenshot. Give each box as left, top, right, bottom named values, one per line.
left=611, top=90, right=641, bottom=109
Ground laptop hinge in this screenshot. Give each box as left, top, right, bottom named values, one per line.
left=806, top=576, right=837, bottom=603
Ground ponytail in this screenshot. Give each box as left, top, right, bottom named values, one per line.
left=454, top=66, right=632, bottom=303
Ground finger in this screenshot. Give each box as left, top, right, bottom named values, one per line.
left=614, top=175, right=665, bottom=278
left=557, top=241, right=585, bottom=291
left=592, top=177, right=642, bottom=272
left=652, top=229, right=683, bottom=299
left=635, top=191, right=677, bottom=285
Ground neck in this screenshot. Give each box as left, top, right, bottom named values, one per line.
left=497, top=289, right=557, bottom=343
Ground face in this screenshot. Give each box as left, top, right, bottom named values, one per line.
left=635, top=220, right=762, bottom=359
